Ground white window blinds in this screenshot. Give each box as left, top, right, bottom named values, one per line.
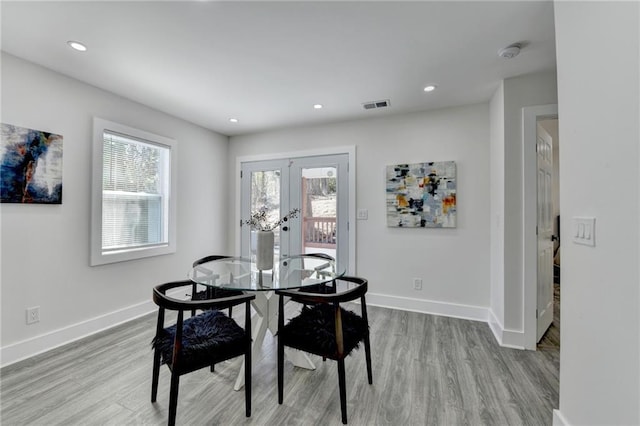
left=101, top=131, right=169, bottom=252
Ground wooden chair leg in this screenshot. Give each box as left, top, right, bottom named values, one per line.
left=277, top=295, right=285, bottom=404
left=337, top=358, right=348, bottom=424
left=151, top=349, right=161, bottom=402
left=245, top=352, right=251, bottom=416
left=245, top=299, right=252, bottom=417
left=364, top=332, right=373, bottom=385
left=277, top=337, right=284, bottom=404
left=168, top=372, right=180, bottom=426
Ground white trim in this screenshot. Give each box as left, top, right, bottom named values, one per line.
left=366, top=292, right=489, bottom=322
left=0, top=287, right=186, bottom=368
left=553, top=409, right=570, bottom=426
left=91, top=117, right=178, bottom=266
left=1, top=289, right=521, bottom=368
left=234, top=145, right=357, bottom=275
left=488, top=309, right=504, bottom=343
left=488, top=308, right=526, bottom=349
left=522, top=104, right=558, bottom=350
left=0, top=300, right=155, bottom=368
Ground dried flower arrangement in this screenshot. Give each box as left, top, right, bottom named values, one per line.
left=242, top=207, right=300, bottom=231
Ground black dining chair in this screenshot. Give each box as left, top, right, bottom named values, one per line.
left=151, top=280, right=254, bottom=426
left=191, top=255, right=244, bottom=317
left=276, top=276, right=372, bottom=424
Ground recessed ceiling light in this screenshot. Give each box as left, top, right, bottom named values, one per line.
left=423, top=85, right=437, bottom=92
left=67, top=41, right=87, bottom=52
left=313, top=104, right=323, bottom=109
left=229, top=118, right=239, bottom=123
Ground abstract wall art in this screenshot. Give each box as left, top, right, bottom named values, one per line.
left=386, top=161, right=456, bottom=228
left=1, top=123, right=63, bottom=204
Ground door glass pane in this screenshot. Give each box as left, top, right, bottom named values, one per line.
left=300, top=167, right=337, bottom=260
left=241, top=153, right=348, bottom=272
left=250, top=170, right=282, bottom=260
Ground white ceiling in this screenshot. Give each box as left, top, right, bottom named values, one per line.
left=1, top=1, right=557, bottom=137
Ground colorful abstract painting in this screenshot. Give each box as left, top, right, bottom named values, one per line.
left=386, top=161, right=456, bottom=228
left=1, top=123, right=63, bottom=204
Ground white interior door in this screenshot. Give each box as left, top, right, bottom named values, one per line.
left=536, top=123, right=554, bottom=342
left=240, top=154, right=349, bottom=271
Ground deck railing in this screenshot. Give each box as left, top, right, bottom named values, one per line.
left=303, top=217, right=336, bottom=248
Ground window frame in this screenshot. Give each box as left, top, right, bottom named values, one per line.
left=91, top=118, right=177, bottom=266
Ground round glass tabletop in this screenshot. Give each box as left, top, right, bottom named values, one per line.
left=188, top=254, right=344, bottom=291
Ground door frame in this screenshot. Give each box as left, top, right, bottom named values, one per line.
left=234, top=145, right=356, bottom=275
left=523, top=104, right=558, bottom=350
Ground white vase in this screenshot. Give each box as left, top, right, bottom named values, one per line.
left=253, top=230, right=274, bottom=270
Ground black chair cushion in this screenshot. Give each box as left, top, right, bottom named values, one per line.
left=280, top=304, right=368, bottom=358
left=152, top=310, right=247, bottom=367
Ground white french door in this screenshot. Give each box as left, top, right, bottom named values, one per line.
left=240, top=154, right=349, bottom=271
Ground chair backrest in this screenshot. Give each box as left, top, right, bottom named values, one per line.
left=281, top=253, right=336, bottom=278
left=305, top=253, right=335, bottom=275
left=276, top=275, right=367, bottom=305
left=153, top=280, right=254, bottom=312
left=304, top=253, right=335, bottom=261
left=192, top=255, right=231, bottom=268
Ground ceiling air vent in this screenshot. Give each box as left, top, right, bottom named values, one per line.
left=362, top=99, right=390, bottom=110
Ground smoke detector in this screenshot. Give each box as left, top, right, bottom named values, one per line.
left=498, top=43, right=521, bottom=59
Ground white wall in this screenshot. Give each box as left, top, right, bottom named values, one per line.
left=500, top=72, right=558, bottom=345
left=0, top=54, right=230, bottom=366
left=554, top=2, right=639, bottom=425
left=229, top=104, right=491, bottom=319
left=503, top=71, right=558, bottom=332
left=488, top=71, right=558, bottom=347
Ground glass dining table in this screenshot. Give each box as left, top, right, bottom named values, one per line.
left=188, top=254, right=345, bottom=390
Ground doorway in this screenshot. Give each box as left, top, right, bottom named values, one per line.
left=239, top=153, right=350, bottom=272
left=523, top=104, right=559, bottom=350
left=537, top=118, right=560, bottom=349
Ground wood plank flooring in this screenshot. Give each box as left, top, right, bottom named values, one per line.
left=1, top=301, right=558, bottom=425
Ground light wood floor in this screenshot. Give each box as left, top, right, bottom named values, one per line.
left=1, top=300, right=559, bottom=425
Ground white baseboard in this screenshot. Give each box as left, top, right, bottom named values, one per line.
left=487, top=309, right=526, bottom=349
left=1, top=291, right=523, bottom=368
left=553, top=409, right=569, bottom=426
left=366, top=292, right=489, bottom=322
left=0, top=299, right=157, bottom=368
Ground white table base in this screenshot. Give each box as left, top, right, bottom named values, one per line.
left=233, top=291, right=315, bottom=391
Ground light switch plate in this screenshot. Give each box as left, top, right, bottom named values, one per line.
left=357, top=209, right=368, bottom=220
left=572, top=217, right=595, bottom=246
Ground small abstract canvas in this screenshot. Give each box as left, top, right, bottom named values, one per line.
left=386, top=161, right=456, bottom=228
left=1, top=123, right=63, bottom=204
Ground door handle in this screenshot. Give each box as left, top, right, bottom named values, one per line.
left=551, top=235, right=558, bottom=242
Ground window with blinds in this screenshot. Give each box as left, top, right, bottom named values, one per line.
left=102, top=132, right=168, bottom=251
left=91, top=118, right=176, bottom=266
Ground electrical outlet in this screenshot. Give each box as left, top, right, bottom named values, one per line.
left=413, top=278, right=423, bottom=291
left=26, top=306, right=40, bottom=324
